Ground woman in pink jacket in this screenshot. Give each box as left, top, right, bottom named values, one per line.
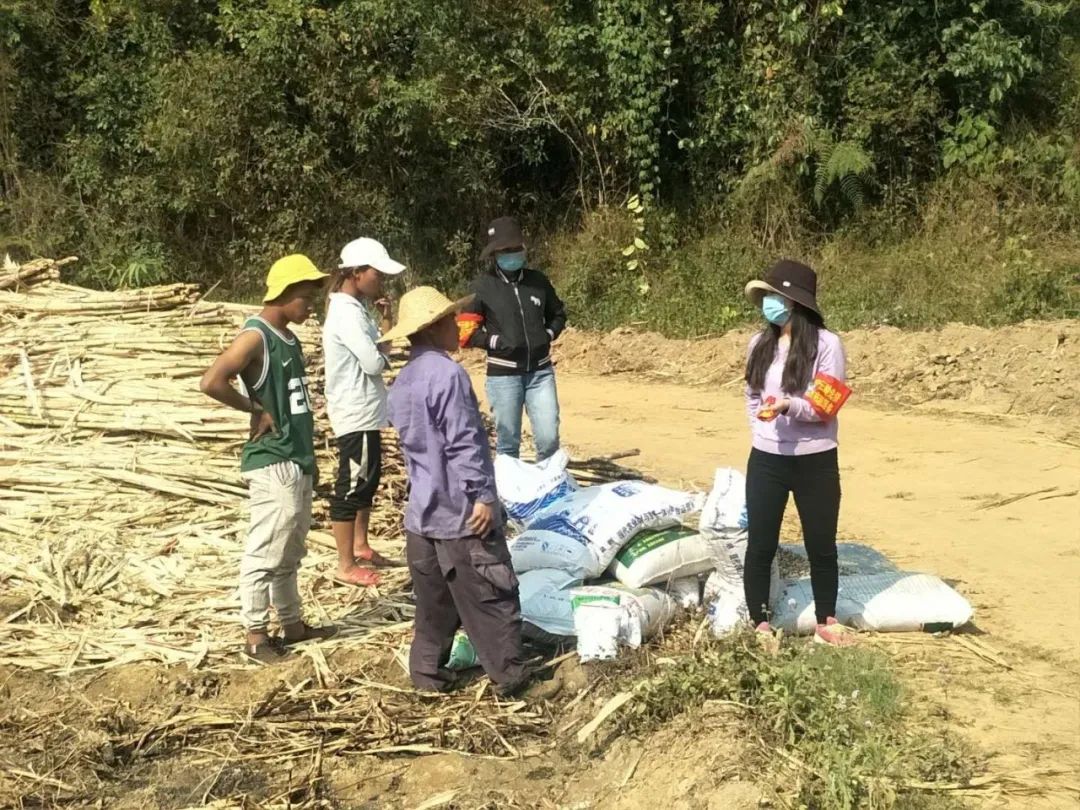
left=743, top=260, right=854, bottom=647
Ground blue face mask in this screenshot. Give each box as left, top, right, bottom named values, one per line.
left=762, top=293, right=791, bottom=326
left=496, top=250, right=527, bottom=274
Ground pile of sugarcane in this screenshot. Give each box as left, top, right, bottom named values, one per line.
left=0, top=257, right=645, bottom=677
left=0, top=255, right=76, bottom=290
left=567, top=450, right=656, bottom=485
left=0, top=258, right=411, bottom=675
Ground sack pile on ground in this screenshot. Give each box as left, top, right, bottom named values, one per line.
left=495, top=455, right=974, bottom=660
left=496, top=452, right=711, bottom=659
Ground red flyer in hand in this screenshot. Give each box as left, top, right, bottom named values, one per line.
left=805, top=373, right=852, bottom=419
left=756, top=395, right=780, bottom=422
left=456, top=312, right=484, bottom=348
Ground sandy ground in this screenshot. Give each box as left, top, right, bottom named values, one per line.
left=3, top=328, right=1078, bottom=809
left=474, top=368, right=1080, bottom=809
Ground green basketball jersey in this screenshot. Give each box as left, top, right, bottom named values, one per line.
left=239, top=317, right=316, bottom=476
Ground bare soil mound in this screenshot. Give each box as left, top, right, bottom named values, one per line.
left=552, top=320, right=1079, bottom=419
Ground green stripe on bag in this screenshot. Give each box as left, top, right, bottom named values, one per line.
left=614, top=526, right=698, bottom=567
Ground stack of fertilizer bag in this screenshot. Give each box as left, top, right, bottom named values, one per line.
left=488, top=457, right=974, bottom=666
left=495, top=451, right=714, bottom=661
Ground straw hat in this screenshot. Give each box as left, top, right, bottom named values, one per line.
left=744, top=259, right=822, bottom=316
left=381, top=286, right=475, bottom=343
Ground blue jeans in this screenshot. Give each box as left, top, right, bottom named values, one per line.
left=485, top=367, right=561, bottom=461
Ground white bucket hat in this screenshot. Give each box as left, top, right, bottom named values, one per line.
left=381, top=286, right=474, bottom=344
left=338, top=237, right=406, bottom=275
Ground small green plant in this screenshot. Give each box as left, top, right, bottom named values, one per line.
left=620, top=194, right=651, bottom=295
left=102, top=253, right=168, bottom=289
left=814, top=140, right=873, bottom=211
left=617, top=631, right=976, bottom=810
left=941, top=109, right=999, bottom=170
left=74, top=244, right=170, bottom=290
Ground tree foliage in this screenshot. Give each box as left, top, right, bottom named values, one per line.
left=0, top=0, right=1075, bottom=289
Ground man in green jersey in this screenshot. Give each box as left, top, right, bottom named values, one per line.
left=200, top=254, right=338, bottom=663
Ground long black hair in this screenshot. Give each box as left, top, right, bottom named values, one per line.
left=745, top=303, right=825, bottom=394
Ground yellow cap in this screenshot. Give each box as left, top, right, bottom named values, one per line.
left=263, top=254, right=329, bottom=302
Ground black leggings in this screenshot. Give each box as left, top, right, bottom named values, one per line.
left=744, top=447, right=841, bottom=625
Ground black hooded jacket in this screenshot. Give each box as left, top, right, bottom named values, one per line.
left=463, top=266, right=567, bottom=376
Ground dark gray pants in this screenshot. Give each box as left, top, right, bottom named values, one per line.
left=406, top=530, right=527, bottom=691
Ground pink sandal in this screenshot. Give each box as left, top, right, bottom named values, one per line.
left=814, top=617, right=857, bottom=647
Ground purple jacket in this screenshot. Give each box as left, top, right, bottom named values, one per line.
left=388, top=345, right=500, bottom=539
left=745, top=329, right=846, bottom=456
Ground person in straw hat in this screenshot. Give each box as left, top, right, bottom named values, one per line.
left=200, top=255, right=338, bottom=663
left=386, top=286, right=530, bottom=696
left=742, top=259, right=855, bottom=648
left=322, top=237, right=406, bottom=589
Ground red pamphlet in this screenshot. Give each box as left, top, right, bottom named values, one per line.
left=456, top=312, right=484, bottom=348
left=805, top=373, right=852, bottom=419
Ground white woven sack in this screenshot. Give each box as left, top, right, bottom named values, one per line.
left=570, top=583, right=678, bottom=648
left=771, top=572, right=974, bottom=634
left=610, top=526, right=714, bottom=588
left=519, top=568, right=580, bottom=636
left=531, top=481, right=703, bottom=573
left=495, top=450, right=578, bottom=527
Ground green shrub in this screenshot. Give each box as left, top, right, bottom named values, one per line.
left=620, top=631, right=976, bottom=810
left=0, top=0, right=1075, bottom=325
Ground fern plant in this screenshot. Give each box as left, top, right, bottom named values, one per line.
left=813, top=140, right=873, bottom=210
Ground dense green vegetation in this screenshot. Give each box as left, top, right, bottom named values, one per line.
left=1, top=1, right=1077, bottom=333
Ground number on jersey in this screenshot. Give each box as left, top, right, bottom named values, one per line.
left=288, top=376, right=312, bottom=415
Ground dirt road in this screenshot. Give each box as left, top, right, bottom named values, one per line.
left=478, top=370, right=1080, bottom=807
left=535, top=374, right=1080, bottom=659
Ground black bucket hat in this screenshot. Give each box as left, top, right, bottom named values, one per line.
left=745, top=259, right=822, bottom=317
left=480, top=216, right=526, bottom=259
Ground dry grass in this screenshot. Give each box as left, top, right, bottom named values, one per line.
left=0, top=259, right=653, bottom=807
left=0, top=260, right=418, bottom=677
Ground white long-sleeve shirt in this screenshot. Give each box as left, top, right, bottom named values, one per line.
left=323, top=292, right=389, bottom=437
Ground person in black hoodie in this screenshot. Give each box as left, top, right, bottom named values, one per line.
left=461, top=216, right=567, bottom=461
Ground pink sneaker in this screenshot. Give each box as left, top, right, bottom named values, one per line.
left=814, top=617, right=856, bottom=647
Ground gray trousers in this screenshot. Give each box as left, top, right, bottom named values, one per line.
left=405, top=530, right=527, bottom=691
left=239, top=461, right=311, bottom=632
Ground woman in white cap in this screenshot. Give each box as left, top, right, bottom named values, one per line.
left=742, top=260, right=855, bottom=647
left=322, top=238, right=405, bottom=587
